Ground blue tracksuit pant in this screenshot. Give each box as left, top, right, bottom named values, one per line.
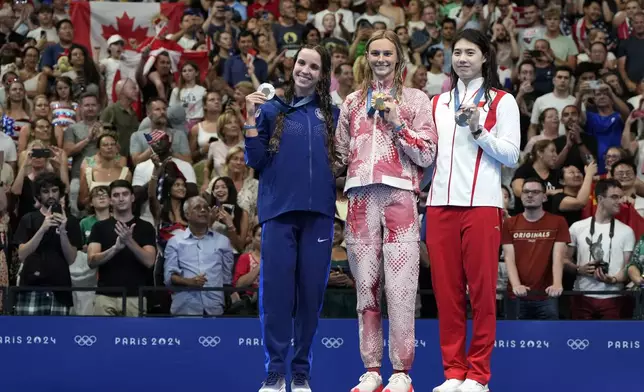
left=259, top=211, right=334, bottom=377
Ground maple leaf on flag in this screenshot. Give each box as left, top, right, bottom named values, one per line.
left=101, top=12, right=150, bottom=49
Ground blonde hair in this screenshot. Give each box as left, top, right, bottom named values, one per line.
left=359, top=30, right=407, bottom=102
left=216, top=111, right=240, bottom=142
left=404, top=64, right=427, bottom=87
left=224, top=146, right=250, bottom=179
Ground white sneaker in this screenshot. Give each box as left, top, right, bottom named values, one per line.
left=433, top=379, right=464, bottom=392
left=456, top=379, right=489, bottom=392
left=351, top=371, right=383, bottom=392
left=291, top=373, right=312, bottom=392
left=259, top=373, right=286, bottom=392
left=383, top=373, right=413, bottom=392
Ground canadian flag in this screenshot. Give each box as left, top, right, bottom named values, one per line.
left=70, top=2, right=209, bottom=109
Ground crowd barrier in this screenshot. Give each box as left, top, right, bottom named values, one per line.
left=0, top=316, right=638, bottom=392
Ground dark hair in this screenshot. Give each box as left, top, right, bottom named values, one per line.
left=53, top=76, right=73, bottom=100
left=427, top=46, right=443, bottom=61
left=518, top=59, right=536, bottom=73
left=595, top=178, right=622, bottom=198
left=70, top=44, right=101, bottom=87
left=37, top=4, right=53, bottom=14
left=160, top=175, right=187, bottom=224
left=268, top=44, right=335, bottom=170
left=210, top=176, right=242, bottom=231
left=554, top=65, right=572, bottom=78
left=303, top=25, right=321, bottom=44
left=609, top=158, right=636, bottom=177
left=147, top=97, right=168, bottom=111
left=55, top=19, right=72, bottom=31
left=95, top=132, right=117, bottom=149
left=523, top=177, right=546, bottom=192
left=527, top=139, right=555, bottom=164
left=80, top=91, right=99, bottom=103
left=583, top=0, right=601, bottom=8
left=238, top=30, right=254, bottom=42
left=33, top=171, right=66, bottom=200
left=449, top=29, right=502, bottom=108
left=22, top=45, right=40, bottom=59
left=442, top=17, right=456, bottom=28
left=109, top=179, right=133, bottom=196
left=178, top=61, right=201, bottom=99
left=2, top=71, right=17, bottom=84
left=86, top=185, right=110, bottom=215
left=334, top=62, right=351, bottom=76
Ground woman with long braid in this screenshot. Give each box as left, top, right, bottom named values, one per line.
left=335, top=29, right=438, bottom=392
left=244, top=44, right=339, bottom=392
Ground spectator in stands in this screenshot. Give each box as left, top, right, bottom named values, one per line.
left=554, top=105, right=597, bottom=172
left=550, top=163, right=597, bottom=227
left=322, top=218, right=356, bottom=318
left=5, top=80, right=32, bottom=145
left=530, top=66, right=577, bottom=141
left=100, top=79, right=141, bottom=157
left=14, top=171, right=81, bottom=315
left=503, top=177, right=568, bottom=320
left=543, top=7, right=578, bottom=69
left=617, top=11, right=644, bottom=93
left=572, top=0, right=615, bottom=51
left=137, top=48, right=173, bottom=105
left=511, top=140, right=560, bottom=214
left=207, top=176, right=249, bottom=253
left=169, top=62, right=207, bottom=131
left=567, top=179, right=634, bottom=319
left=204, top=111, right=244, bottom=180
left=578, top=80, right=630, bottom=174
left=232, top=224, right=262, bottom=314
left=78, top=133, right=130, bottom=210
left=224, top=30, right=268, bottom=87
left=430, top=18, right=456, bottom=73
left=73, top=185, right=110, bottom=316
left=331, top=63, right=353, bottom=106
left=356, top=0, right=395, bottom=31
left=190, top=91, right=222, bottom=164
left=130, top=98, right=192, bottom=166
left=11, top=142, right=69, bottom=220
left=39, top=20, right=76, bottom=81
left=627, top=232, right=644, bottom=286
left=132, top=129, right=197, bottom=227
left=410, top=3, right=440, bottom=61
left=164, top=195, right=233, bottom=316
left=87, top=180, right=156, bottom=317
left=514, top=60, right=538, bottom=148
left=63, top=93, right=104, bottom=214
left=523, top=108, right=560, bottom=156
left=610, top=159, right=644, bottom=216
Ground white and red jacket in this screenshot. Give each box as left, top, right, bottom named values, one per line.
left=428, top=77, right=520, bottom=208
left=335, top=80, right=438, bottom=194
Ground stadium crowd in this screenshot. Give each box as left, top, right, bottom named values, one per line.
left=0, top=0, right=642, bottom=320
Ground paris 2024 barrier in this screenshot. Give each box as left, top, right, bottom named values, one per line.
left=0, top=317, right=637, bottom=391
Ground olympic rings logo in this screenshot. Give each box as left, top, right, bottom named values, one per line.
left=321, top=337, right=344, bottom=349
left=74, top=335, right=97, bottom=347
left=567, top=339, right=590, bottom=350
left=198, top=336, right=221, bottom=347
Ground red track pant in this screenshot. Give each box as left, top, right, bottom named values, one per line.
left=425, top=206, right=501, bottom=385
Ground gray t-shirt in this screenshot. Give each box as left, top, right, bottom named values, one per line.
left=129, top=128, right=190, bottom=157
left=63, top=122, right=98, bottom=179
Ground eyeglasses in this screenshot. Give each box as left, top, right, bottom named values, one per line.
left=522, top=190, right=543, bottom=195
left=613, top=171, right=634, bottom=179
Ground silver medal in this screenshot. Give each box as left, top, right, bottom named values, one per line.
left=257, top=83, right=275, bottom=100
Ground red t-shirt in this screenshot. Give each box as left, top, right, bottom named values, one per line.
left=247, top=0, right=280, bottom=19
left=233, top=252, right=260, bottom=295
left=502, top=212, right=571, bottom=297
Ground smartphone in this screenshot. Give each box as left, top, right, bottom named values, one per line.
left=31, top=148, right=51, bottom=159
left=51, top=203, right=62, bottom=214
left=588, top=80, right=602, bottom=90
left=223, top=204, right=234, bottom=215
left=528, top=50, right=542, bottom=58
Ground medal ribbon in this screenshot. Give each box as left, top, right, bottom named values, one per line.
left=454, top=87, right=484, bottom=113
left=367, top=87, right=397, bottom=118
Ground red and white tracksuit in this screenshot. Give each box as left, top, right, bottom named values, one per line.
left=335, top=80, right=437, bottom=370
left=426, top=77, right=520, bottom=385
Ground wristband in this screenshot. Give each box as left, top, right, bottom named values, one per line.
left=243, top=124, right=257, bottom=130
left=471, top=126, right=483, bottom=137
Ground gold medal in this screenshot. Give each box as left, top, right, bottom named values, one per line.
left=373, top=92, right=387, bottom=111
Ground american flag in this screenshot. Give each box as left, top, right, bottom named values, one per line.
left=145, top=130, right=168, bottom=145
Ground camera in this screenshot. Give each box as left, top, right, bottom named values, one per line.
left=31, top=148, right=52, bottom=159
left=51, top=202, right=63, bottom=214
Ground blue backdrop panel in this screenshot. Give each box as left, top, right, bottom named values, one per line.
left=0, top=317, right=636, bottom=392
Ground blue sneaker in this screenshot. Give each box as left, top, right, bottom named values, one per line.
left=259, top=372, right=286, bottom=392
left=291, top=373, right=312, bottom=392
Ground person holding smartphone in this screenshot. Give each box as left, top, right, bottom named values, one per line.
left=245, top=44, right=338, bottom=392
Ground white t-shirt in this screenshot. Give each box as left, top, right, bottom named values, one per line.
left=569, top=217, right=635, bottom=299
left=425, top=72, right=448, bottom=98
left=169, top=85, right=207, bottom=120
left=314, top=9, right=355, bottom=39
left=530, top=92, right=576, bottom=135
left=27, top=27, right=59, bottom=43
left=100, top=58, right=121, bottom=103
left=331, top=90, right=344, bottom=106
left=132, top=158, right=197, bottom=227
left=0, top=133, right=17, bottom=163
